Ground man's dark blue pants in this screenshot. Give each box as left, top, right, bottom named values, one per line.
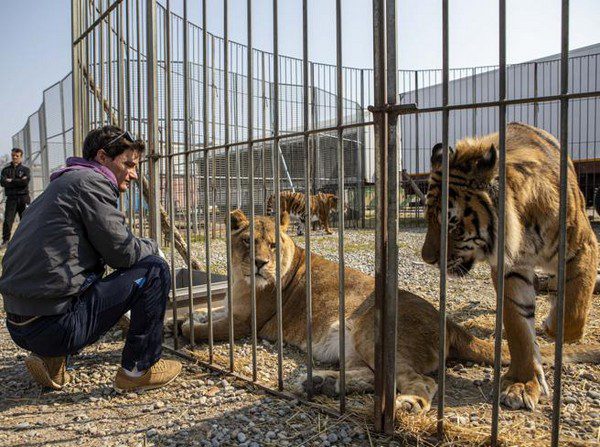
left=7, top=255, right=171, bottom=371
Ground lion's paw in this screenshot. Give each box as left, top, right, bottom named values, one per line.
left=395, top=394, right=430, bottom=414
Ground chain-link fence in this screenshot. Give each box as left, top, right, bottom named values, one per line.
left=10, top=74, right=74, bottom=202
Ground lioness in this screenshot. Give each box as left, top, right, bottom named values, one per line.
left=183, top=210, right=599, bottom=413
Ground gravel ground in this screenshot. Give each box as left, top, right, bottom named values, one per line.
left=1, top=226, right=599, bottom=446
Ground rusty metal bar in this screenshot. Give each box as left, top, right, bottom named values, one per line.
left=437, top=0, right=450, bottom=438
left=551, top=1, right=570, bottom=445
left=223, top=0, right=235, bottom=374
left=301, top=0, right=314, bottom=400
left=383, top=0, right=398, bottom=432
left=372, top=0, right=386, bottom=432
left=182, top=0, right=195, bottom=348
left=491, top=0, right=507, bottom=444
left=202, top=0, right=214, bottom=363
left=247, top=0, right=258, bottom=383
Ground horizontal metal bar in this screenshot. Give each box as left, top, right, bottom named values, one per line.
left=372, top=90, right=600, bottom=115
left=151, top=120, right=375, bottom=159
left=73, top=0, right=124, bottom=45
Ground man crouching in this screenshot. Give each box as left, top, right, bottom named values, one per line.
left=0, top=125, right=181, bottom=392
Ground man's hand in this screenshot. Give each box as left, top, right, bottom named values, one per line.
left=5, top=179, right=11, bottom=183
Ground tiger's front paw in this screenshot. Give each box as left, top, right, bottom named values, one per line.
left=500, top=375, right=542, bottom=411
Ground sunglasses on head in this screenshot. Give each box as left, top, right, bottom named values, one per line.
left=104, top=130, right=135, bottom=148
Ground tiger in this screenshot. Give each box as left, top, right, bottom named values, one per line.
left=266, top=190, right=338, bottom=235
left=421, top=121, right=598, bottom=411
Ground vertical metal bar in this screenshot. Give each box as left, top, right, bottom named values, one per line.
left=414, top=70, right=419, bottom=174
left=335, top=0, right=348, bottom=415
left=551, top=1, right=570, bottom=445
left=72, top=0, right=83, bottom=152
left=359, top=68, right=366, bottom=229
left=81, top=1, right=89, bottom=136
left=182, top=0, right=195, bottom=348
left=164, top=0, right=178, bottom=351
left=202, top=0, right=214, bottom=364
left=125, top=0, right=132, bottom=133
left=117, top=1, right=125, bottom=129
left=310, top=63, right=320, bottom=194
left=534, top=62, right=539, bottom=127
left=100, top=0, right=106, bottom=126
left=437, top=0, right=450, bottom=439
left=301, top=0, right=314, bottom=399
left=372, top=0, right=386, bottom=432
left=261, top=52, right=267, bottom=214
left=382, top=0, right=398, bottom=433
left=491, top=0, right=507, bottom=444
left=136, top=0, right=142, bottom=137
left=247, top=0, right=258, bottom=382
left=91, top=0, right=98, bottom=129
left=223, top=0, right=235, bottom=373
left=472, top=68, right=477, bottom=134
left=146, top=0, right=161, bottom=241
left=272, top=0, right=284, bottom=392
left=211, top=35, right=217, bottom=240
left=60, top=80, right=68, bottom=163
left=108, top=6, right=113, bottom=120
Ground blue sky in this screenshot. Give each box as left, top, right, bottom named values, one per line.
left=1, top=0, right=599, bottom=155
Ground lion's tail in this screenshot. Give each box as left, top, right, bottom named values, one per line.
left=447, top=321, right=600, bottom=365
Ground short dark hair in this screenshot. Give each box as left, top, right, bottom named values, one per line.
left=82, top=125, right=145, bottom=160
left=11, top=148, right=23, bottom=155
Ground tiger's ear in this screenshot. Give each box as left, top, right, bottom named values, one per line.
left=230, top=209, right=249, bottom=232
left=476, top=144, right=497, bottom=173
left=431, top=143, right=454, bottom=167
left=280, top=211, right=290, bottom=231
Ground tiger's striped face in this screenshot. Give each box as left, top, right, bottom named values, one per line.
left=422, top=143, right=498, bottom=277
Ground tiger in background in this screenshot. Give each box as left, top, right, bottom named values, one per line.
left=421, top=122, right=598, bottom=411
left=266, top=190, right=338, bottom=235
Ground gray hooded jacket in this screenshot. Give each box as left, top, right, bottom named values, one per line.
left=0, top=157, right=158, bottom=315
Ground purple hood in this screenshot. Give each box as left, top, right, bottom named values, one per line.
left=50, top=157, right=118, bottom=188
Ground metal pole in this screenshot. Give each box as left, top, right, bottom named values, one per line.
left=302, top=0, right=314, bottom=399
left=146, top=0, right=161, bottom=241
left=272, top=0, right=284, bottom=392
left=117, top=1, right=125, bottom=129
left=551, top=1, right=570, bottom=445
left=372, top=0, right=386, bottom=432
left=247, top=0, right=258, bottom=382
left=383, top=0, right=398, bottom=433
left=223, top=0, right=235, bottom=373
left=183, top=0, right=195, bottom=348
left=72, top=0, right=83, bottom=153
left=164, top=0, right=178, bottom=351
left=335, top=0, right=350, bottom=414
left=437, top=0, right=450, bottom=439
left=202, top=0, right=214, bottom=363
left=491, top=0, right=507, bottom=444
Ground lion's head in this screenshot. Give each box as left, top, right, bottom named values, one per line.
left=230, top=209, right=296, bottom=289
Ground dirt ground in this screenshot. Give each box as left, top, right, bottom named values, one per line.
left=0, top=227, right=599, bottom=446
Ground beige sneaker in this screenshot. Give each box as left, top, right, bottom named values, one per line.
left=24, top=355, right=72, bottom=390
left=113, top=359, right=182, bottom=393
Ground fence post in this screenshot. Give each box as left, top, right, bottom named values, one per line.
left=146, top=0, right=161, bottom=242
left=71, top=0, right=83, bottom=154
left=39, top=104, right=50, bottom=188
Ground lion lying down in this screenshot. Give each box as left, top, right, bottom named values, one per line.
left=182, top=210, right=600, bottom=413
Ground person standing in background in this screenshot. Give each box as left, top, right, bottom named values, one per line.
left=1, top=148, right=31, bottom=246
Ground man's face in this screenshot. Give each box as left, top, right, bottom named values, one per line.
left=95, top=148, right=140, bottom=192
left=11, top=151, right=22, bottom=165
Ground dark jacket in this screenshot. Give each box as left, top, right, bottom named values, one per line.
left=0, top=157, right=158, bottom=316
left=0, top=163, right=30, bottom=198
